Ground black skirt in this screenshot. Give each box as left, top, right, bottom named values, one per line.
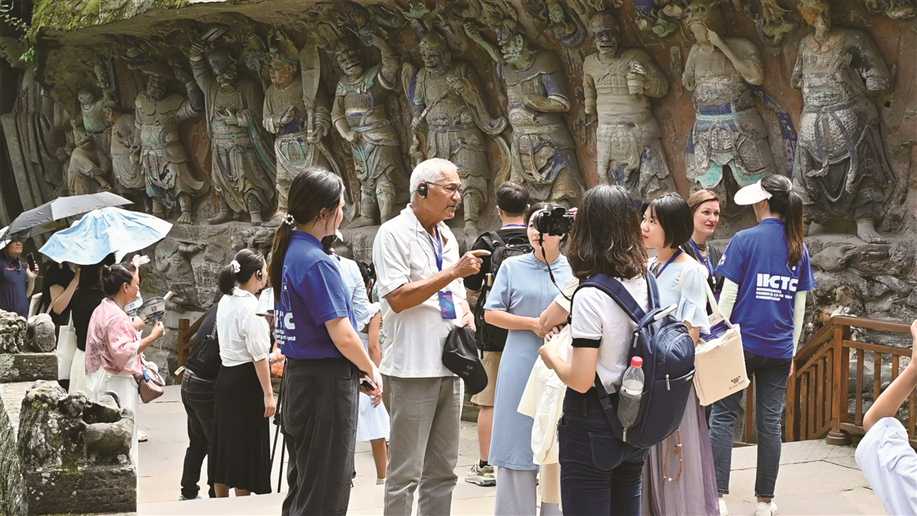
left=211, top=362, right=271, bottom=494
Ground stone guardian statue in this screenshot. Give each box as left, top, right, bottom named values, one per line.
left=465, top=21, right=583, bottom=206
left=331, top=33, right=409, bottom=227
left=583, top=12, right=672, bottom=200
left=405, top=31, right=507, bottom=235
left=793, top=0, right=894, bottom=243
left=682, top=0, right=776, bottom=205
left=190, top=39, right=276, bottom=226
left=132, top=64, right=208, bottom=223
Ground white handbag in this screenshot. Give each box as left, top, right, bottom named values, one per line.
left=693, top=284, right=750, bottom=406
left=56, top=313, right=78, bottom=380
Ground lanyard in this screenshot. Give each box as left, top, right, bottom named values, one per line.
left=431, top=226, right=444, bottom=272
left=653, top=249, right=683, bottom=278
left=501, top=224, right=527, bottom=229
left=689, top=239, right=714, bottom=277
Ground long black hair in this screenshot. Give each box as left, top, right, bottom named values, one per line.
left=269, top=167, right=344, bottom=301
left=567, top=185, right=647, bottom=280
left=218, top=249, right=265, bottom=295
left=644, top=193, right=693, bottom=249
left=761, top=175, right=805, bottom=266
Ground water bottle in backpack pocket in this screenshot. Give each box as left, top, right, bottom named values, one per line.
left=575, top=273, right=696, bottom=448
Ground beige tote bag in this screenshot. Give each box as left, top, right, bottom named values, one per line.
left=693, top=284, right=750, bottom=406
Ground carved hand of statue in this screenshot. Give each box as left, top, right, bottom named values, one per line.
left=411, top=116, right=424, bottom=131
left=306, top=120, right=328, bottom=143
left=280, top=106, right=299, bottom=126
left=364, top=30, right=388, bottom=50
left=446, top=74, right=469, bottom=95
left=626, top=63, right=647, bottom=96
left=218, top=108, right=240, bottom=126
left=521, top=93, right=548, bottom=112
left=189, top=41, right=207, bottom=60
left=706, top=29, right=727, bottom=51
left=463, top=21, right=483, bottom=42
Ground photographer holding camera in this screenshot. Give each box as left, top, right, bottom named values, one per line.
left=483, top=203, right=573, bottom=516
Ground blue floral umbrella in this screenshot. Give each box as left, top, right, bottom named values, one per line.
left=39, top=207, right=173, bottom=265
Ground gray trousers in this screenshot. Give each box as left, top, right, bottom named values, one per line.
left=495, top=468, right=562, bottom=516
left=383, top=375, right=463, bottom=516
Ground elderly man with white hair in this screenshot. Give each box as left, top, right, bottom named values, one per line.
left=372, top=157, right=487, bottom=516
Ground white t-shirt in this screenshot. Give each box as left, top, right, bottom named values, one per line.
left=568, top=276, right=649, bottom=392
left=372, top=206, right=467, bottom=378
left=216, top=288, right=271, bottom=367
left=855, top=417, right=917, bottom=515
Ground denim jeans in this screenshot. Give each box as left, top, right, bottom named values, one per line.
left=180, top=372, right=216, bottom=499
left=709, top=351, right=790, bottom=498
left=558, top=389, right=648, bottom=516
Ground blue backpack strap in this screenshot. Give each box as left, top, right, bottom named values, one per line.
left=645, top=273, right=660, bottom=311
left=579, top=274, right=647, bottom=324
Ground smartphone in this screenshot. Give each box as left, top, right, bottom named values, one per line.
left=26, top=253, right=36, bottom=272
left=360, top=377, right=378, bottom=392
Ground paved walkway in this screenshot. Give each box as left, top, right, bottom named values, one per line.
left=138, top=387, right=884, bottom=515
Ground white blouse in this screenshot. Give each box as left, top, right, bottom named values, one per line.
left=216, top=288, right=271, bottom=367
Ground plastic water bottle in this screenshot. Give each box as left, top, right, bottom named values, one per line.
left=617, top=356, right=645, bottom=442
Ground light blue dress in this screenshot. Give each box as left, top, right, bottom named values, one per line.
left=485, top=253, right=574, bottom=471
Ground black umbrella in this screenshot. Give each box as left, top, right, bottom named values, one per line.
left=4, top=192, right=132, bottom=238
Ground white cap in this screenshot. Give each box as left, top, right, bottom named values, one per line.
left=734, top=180, right=773, bottom=206
left=335, top=230, right=344, bottom=242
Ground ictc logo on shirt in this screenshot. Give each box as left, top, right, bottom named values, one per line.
left=755, top=273, right=798, bottom=301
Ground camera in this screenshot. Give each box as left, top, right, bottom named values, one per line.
left=532, top=207, right=573, bottom=236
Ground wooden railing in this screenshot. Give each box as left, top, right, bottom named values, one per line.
left=741, top=315, right=913, bottom=446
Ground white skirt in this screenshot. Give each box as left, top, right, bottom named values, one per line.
left=69, top=349, right=89, bottom=395
left=356, top=392, right=390, bottom=442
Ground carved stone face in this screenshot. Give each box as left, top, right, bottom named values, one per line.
left=208, top=51, right=238, bottom=88
left=799, top=0, right=831, bottom=32
left=498, top=31, right=526, bottom=66
left=78, top=90, right=97, bottom=107
left=547, top=1, right=565, bottom=23
left=336, top=47, right=364, bottom=77
left=593, top=29, right=619, bottom=56
left=146, top=75, right=167, bottom=100
left=419, top=37, right=451, bottom=70
left=269, top=61, right=296, bottom=88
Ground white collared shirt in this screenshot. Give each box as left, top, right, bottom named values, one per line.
left=216, top=287, right=271, bottom=367
left=372, top=205, right=467, bottom=378
left=855, top=417, right=917, bottom=514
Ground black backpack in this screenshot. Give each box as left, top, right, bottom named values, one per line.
left=185, top=308, right=221, bottom=381
left=574, top=274, right=696, bottom=448
left=473, top=230, right=533, bottom=353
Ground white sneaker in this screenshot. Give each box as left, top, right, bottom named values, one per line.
left=754, top=500, right=778, bottom=516
left=718, top=496, right=729, bottom=516
left=138, top=430, right=149, bottom=443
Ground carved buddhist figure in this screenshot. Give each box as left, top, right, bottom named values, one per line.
left=466, top=22, right=582, bottom=206
left=583, top=12, right=671, bottom=201
left=332, top=34, right=408, bottom=227
left=793, top=0, right=893, bottom=243
left=190, top=41, right=275, bottom=226
left=262, top=38, right=337, bottom=224
left=67, top=121, right=112, bottom=196
left=77, top=87, right=113, bottom=174
left=682, top=1, right=776, bottom=204
left=407, top=31, right=507, bottom=234
left=105, top=107, right=145, bottom=203
left=133, top=65, right=208, bottom=224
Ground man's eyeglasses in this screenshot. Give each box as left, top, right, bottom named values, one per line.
left=428, top=182, right=465, bottom=196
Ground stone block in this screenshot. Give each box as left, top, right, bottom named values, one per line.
left=26, top=315, right=56, bottom=353
left=0, top=383, right=28, bottom=516
left=0, top=311, right=27, bottom=354
left=0, top=354, right=57, bottom=383
left=23, top=465, right=136, bottom=515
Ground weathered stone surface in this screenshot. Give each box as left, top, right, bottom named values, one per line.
left=26, top=314, right=56, bottom=353
left=0, top=382, right=29, bottom=516
left=0, top=353, right=57, bottom=384
left=0, top=311, right=27, bottom=354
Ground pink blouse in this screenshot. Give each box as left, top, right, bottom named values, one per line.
left=85, top=297, right=142, bottom=376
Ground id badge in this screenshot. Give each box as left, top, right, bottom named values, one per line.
left=438, top=290, right=457, bottom=320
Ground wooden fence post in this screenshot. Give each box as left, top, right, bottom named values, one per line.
left=826, top=325, right=850, bottom=445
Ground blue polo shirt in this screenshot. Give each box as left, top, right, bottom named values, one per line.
left=715, top=219, right=815, bottom=360
left=275, top=231, right=355, bottom=360
left=0, top=253, right=28, bottom=317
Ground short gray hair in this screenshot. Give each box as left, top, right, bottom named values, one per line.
left=409, top=158, right=458, bottom=196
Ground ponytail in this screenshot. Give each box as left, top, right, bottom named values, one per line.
left=269, top=166, right=344, bottom=303
left=761, top=175, right=805, bottom=266
left=217, top=264, right=238, bottom=296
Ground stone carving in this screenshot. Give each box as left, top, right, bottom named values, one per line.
left=331, top=33, right=408, bottom=227
left=524, top=0, right=588, bottom=47
left=18, top=382, right=132, bottom=469
left=0, top=310, right=27, bottom=354
left=863, top=0, right=915, bottom=20
left=132, top=63, right=208, bottom=224
left=153, top=240, right=207, bottom=309
left=0, top=37, right=68, bottom=199
left=465, top=21, right=583, bottom=206
left=190, top=30, right=276, bottom=226
left=733, top=0, right=796, bottom=46
left=682, top=0, right=776, bottom=205
left=403, top=30, right=507, bottom=234
left=26, top=314, right=56, bottom=353
left=262, top=31, right=340, bottom=225
left=792, top=0, right=894, bottom=243
left=584, top=12, right=671, bottom=201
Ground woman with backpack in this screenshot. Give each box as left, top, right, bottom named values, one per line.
left=640, top=193, right=718, bottom=515
left=711, top=175, right=815, bottom=516
left=538, top=185, right=652, bottom=516
left=483, top=203, right=573, bottom=516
